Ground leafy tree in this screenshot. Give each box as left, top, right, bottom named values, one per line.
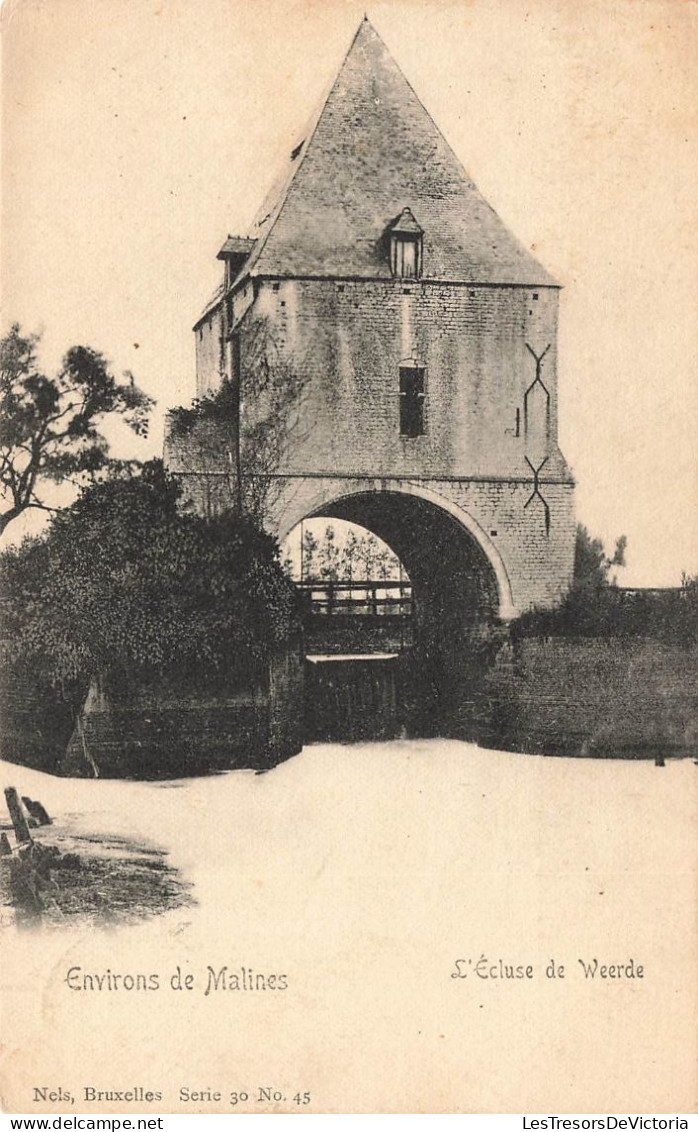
left=301, top=527, right=319, bottom=581
left=515, top=527, right=696, bottom=644
left=514, top=524, right=627, bottom=637
left=573, top=525, right=627, bottom=592
left=0, top=324, right=153, bottom=535
left=359, top=533, right=380, bottom=580
left=0, top=461, right=300, bottom=703
left=165, top=376, right=238, bottom=438
left=375, top=544, right=401, bottom=582
left=341, top=528, right=361, bottom=583
left=319, top=524, right=340, bottom=583
left=165, top=377, right=239, bottom=519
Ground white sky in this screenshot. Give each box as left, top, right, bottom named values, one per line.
left=2, top=0, right=696, bottom=585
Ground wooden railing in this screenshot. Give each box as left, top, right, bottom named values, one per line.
left=295, top=579, right=413, bottom=617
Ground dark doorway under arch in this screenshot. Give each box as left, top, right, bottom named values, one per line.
left=292, top=490, right=503, bottom=742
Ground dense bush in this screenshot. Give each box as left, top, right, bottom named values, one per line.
left=0, top=461, right=301, bottom=767
left=167, top=377, right=238, bottom=439
left=515, top=526, right=697, bottom=645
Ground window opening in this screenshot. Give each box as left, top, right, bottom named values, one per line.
left=387, top=208, right=423, bottom=279
left=399, top=366, right=425, bottom=437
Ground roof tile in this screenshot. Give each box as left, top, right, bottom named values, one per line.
left=244, top=18, right=556, bottom=287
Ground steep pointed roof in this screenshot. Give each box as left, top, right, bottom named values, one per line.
left=241, top=18, right=556, bottom=287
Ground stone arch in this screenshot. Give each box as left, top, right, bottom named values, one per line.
left=274, top=478, right=516, bottom=621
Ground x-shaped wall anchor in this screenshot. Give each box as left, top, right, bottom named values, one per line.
left=524, top=343, right=551, bottom=440
left=524, top=455, right=551, bottom=535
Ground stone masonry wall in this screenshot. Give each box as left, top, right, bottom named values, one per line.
left=194, top=305, right=225, bottom=397
left=171, top=275, right=576, bottom=615
left=482, top=637, right=698, bottom=759
left=266, top=474, right=574, bottom=615
left=163, top=417, right=237, bottom=518
left=245, top=278, right=570, bottom=483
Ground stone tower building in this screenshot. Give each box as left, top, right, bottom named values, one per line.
left=166, top=18, right=575, bottom=631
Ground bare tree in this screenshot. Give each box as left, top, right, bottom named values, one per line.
left=168, top=316, right=308, bottom=527
left=238, top=318, right=309, bottom=524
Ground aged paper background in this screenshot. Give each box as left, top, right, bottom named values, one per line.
left=0, top=751, right=696, bottom=1113
left=1, top=0, right=697, bottom=1115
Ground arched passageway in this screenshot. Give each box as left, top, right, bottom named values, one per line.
left=284, top=488, right=507, bottom=741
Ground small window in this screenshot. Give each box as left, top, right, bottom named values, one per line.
left=399, top=366, right=425, bottom=437
left=392, top=237, right=420, bottom=279
left=387, top=208, right=423, bottom=280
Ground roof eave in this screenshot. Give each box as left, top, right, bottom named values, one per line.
left=247, top=268, right=561, bottom=288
